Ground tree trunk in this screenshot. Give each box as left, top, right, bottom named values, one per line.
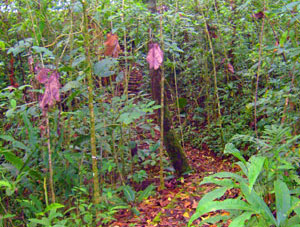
left=151, top=69, right=192, bottom=175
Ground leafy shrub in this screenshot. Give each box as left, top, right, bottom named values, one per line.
left=189, top=155, right=300, bottom=227
left=189, top=126, right=300, bottom=227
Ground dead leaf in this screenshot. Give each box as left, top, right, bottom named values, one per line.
left=227, top=63, right=234, bottom=74
left=252, top=11, right=264, bottom=19
left=146, top=43, right=163, bottom=70
left=184, top=200, right=191, bottom=208
left=104, top=33, right=121, bottom=57
left=38, top=70, right=60, bottom=111
left=183, top=211, right=190, bottom=218
left=36, top=68, right=51, bottom=84
left=192, top=200, right=198, bottom=209
left=221, top=211, right=231, bottom=216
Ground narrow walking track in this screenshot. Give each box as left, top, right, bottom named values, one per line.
left=104, top=68, right=238, bottom=227
left=109, top=144, right=237, bottom=227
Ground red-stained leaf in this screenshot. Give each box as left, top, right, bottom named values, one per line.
left=104, top=33, right=121, bottom=58
left=37, top=69, right=60, bottom=111
left=227, top=63, right=234, bottom=74
left=36, top=68, right=51, bottom=84
left=252, top=11, right=264, bottom=19
left=146, top=43, right=163, bottom=70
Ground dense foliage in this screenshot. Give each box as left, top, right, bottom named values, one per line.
left=0, top=0, right=300, bottom=226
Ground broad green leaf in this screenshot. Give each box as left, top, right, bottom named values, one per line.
left=48, top=208, right=63, bottom=220
left=248, top=156, right=265, bottom=192
left=0, top=150, right=24, bottom=170
left=7, top=39, right=33, bottom=56
left=189, top=199, right=253, bottom=227
left=21, top=112, right=40, bottom=176
left=44, top=203, right=65, bottom=213
left=286, top=215, right=300, bottom=227
left=291, top=196, right=300, bottom=216
left=285, top=2, right=300, bottom=11
left=93, top=58, right=117, bottom=77
left=229, top=212, right=254, bottom=227
left=200, top=177, right=235, bottom=188
left=29, top=217, right=51, bottom=226
left=275, top=179, right=291, bottom=225
left=110, top=205, right=129, bottom=211
left=123, top=185, right=136, bottom=202
left=215, top=199, right=253, bottom=211
left=177, top=97, right=188, bottom=109
left=0, top=180, right=12, bottom=189
left=0, top=135, right=31, bottom=153
left=53, top=220, right=68, bottom=227
left=10, top=99, right=16, bottom=108
left=200, top=172, right=247, bottom=185
left=32, top=46, right=54, bottom=58
left=224, top=143, right=246, bottom=164
left=137, top=184, right=156, bottom=202
left=197, top=187, right=227, bottom=205
left=131, top=207, right=140, bottom=216
left=73, top=134, right=90, bottom=146
left=1, top=214, right=16, bottom=219
left=280, top=31, right=288, bottom=47
left=240, top=182, right=276, bottom=225
left=188, top=187, right=227, bottom=226
left=61, top=81, right=81, bottom=92
left=197, top=214, right=231, bottom=226
left=22, top=112, right=37, bottom=147
left=257, top=216, right=271, bottom=227
left=116, top=71, right=124, bottom=82
left=5, top=109, right=15, bottom=118
left=236, top=161, right=248, bottom=176
left=0, top=40, right=5, bottom=51
left=72, top=55, right=86, bottom=67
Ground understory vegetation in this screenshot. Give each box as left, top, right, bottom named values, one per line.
left=0, top=0, right=300, bottom=226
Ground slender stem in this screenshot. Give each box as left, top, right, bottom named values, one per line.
left=80, top=0, right=101, bottom=205
left=43, top=177, right=49, bottom=207
left=112, top=131, right=124, bottom=185
left=281, top=66, right=296, bottom=125
left=46, top=112, right=55, bottom=203
left=0, top=199, right=14, bottom=226
left=122, top=0, right=129, bottom=99
left=24, top=0, right=44, bottom=66
left=201, top=7, right=225, bottom=148
left=159, top=0, right=165, bottom=190
left=171, top=3, right=185, bottom=149
left=254, top=2, right=265, bottom=138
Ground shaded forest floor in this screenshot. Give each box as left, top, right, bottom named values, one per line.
left=105, top=70, right=239, bottom=227
left=109, top=143, right=238, bottom=227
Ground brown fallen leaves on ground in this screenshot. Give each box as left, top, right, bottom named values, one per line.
left=108, top=144, right=238, bottom=227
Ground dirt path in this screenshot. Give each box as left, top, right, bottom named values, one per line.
left=109, top=145, right=236, bottom=227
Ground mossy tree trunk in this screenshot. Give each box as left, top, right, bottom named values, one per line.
left=151, top=69, right=192, bottom=176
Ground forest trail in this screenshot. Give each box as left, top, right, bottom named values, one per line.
left=109, top=143, right=236, bottom=227
left=2, top=1, right=299, bottom=226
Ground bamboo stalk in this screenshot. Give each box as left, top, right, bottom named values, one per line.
left=80, top=0, right=101, bottom=205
